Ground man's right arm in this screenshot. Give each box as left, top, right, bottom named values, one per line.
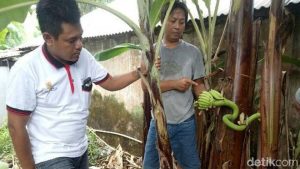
left=160, top=77, right=198, bottom=93
left=160, top=80, right=177, bottom=92
left=7, top=112, right=35, bottom=169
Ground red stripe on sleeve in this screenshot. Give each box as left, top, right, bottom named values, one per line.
left=94, top=73, right=111, bottom=85
left=6, top=106, right=31, bottom=116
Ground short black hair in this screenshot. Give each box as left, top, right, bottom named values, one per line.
left=36, top=0, right=81, bottom=39
left=160, top=0, right=188, bottom=24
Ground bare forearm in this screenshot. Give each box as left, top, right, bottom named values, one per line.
left=161, top=78, right=198, bottom=93
left=193, top=78, right=206, bottom=98
left=104, top=70, right=139, bottom=91
left=8, top=123, right=35, bottom=169
left=160, top=80, right=177, bottom=92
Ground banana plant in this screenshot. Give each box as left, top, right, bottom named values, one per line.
left=193, top=0, right=259, bottom=168
left=186, top=1, right=232, bottom=168
left=259, top=0, right=284, bottom=164
left=85, top=0, right=177, bottom=167
left=0, top=0, right=176, bottom=168
left=0, top=21, right=28, bottom=50
left=94, top=43, right=142, bottom=61
left=0, top=1, right=229, bottom=168
left=188, top=0, right=221, bottom=84
left=0, top=0, right=36, bottom=31
left=2, top=1, right=295, bottom=169
left=81, top=0, right=179, bottom=167
left=91, top=1, right=298, bottom=169
left=135, top=0, right=176, bottom=167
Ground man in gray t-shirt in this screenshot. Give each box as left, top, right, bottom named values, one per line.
left=143, top=1, right=206, bottom=169
left=160, top=40, right=205, bottom=124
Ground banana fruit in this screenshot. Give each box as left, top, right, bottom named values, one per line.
left=195, top=89, right=224, bottom=110
left=209, top=89, right=224, bottom=100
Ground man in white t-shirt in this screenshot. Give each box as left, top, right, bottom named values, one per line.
left=6, top=0, right=145, bottom=169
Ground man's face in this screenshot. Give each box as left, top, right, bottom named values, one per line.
left=164, top=8, right=186, bottom=43
left=45, top=23, right=83, bottom=62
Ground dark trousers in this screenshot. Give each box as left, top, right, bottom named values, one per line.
left=35, top=151, right=88, bottom=169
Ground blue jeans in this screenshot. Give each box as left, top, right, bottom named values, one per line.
left=143, top=115, right=200, bottom=169
left=35, top=151, right=88, bottom=169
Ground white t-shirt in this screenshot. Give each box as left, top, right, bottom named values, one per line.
left=6, top=44, right=108, bottom=164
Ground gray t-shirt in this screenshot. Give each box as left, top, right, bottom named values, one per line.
left=160, top=40, right=205, bottom=124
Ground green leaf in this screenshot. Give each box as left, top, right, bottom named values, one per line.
left=192, top=0, right=199, bottom=4
left=94, top=43, right=142, bottom=61
left=282, top=54, right=300, bottom=67
left=0, top=28, right=9, bottom=44
left=149, top=0, right=168, bottom=31
left=0, top=161, right=8, bottom=169
left=0, top=22, right=27, bottom=49
left=0, top=0, right=37, bottom=31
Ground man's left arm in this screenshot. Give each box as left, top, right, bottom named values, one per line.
left=98, top=69, right=140, bottom=91
left=192, top=78, right=206, bottom=99
left=193, top=78, right=206, bottom=116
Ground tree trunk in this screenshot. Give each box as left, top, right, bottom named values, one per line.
left=142, top=91, right=152, bottom=157
left=139, top=0, right=173, bottom=168
left=259, top=0, right=284, bottom=168
left=142, top=41, right=173, bottom=169
left=207, top=0, right=257, bottom=168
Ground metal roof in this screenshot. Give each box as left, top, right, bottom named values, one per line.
left=0, top=46, right=35, bottom=60
left=189, top=0, right=300, bottom=17
left=16, top=0, right=300, bottom=49
left=0, top=50, right=21, bottom=59
left=81, top=0, right=300, bottom=38
left=81, top=0, right=139, bottom=38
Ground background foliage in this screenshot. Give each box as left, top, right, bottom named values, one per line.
left=88, top=90, right=144, bottom=156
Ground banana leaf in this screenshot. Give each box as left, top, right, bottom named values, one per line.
left=259, top=0, right=284, bottom=161
left=282, top=54, right=300, bottom=67
left=0, top=0, right=36, bottom=31
left=94, top=43, right=142, bottom=61
left=149, top=0, right=168, bottom=31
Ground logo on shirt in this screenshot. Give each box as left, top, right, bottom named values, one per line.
left=45, top=81, right=57, bottom=92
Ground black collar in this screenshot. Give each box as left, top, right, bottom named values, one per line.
left=42, top=44, right=77, bottom=69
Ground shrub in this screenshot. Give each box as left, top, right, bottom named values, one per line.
left=0, top=123, right=13, bottom=160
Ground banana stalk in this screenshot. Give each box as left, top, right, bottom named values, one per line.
left=195, top=90, right=260, bottom=131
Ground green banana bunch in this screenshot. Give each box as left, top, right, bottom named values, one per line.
left=194, top=89, right=260, bottom=131
left=194, top=89, right=224, bottom=110
left=210, top=89, right=224, bottom=100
